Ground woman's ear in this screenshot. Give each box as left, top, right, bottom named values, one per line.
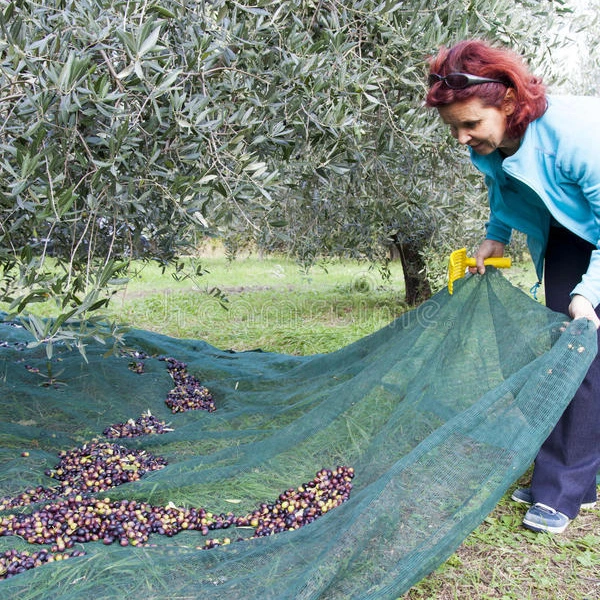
left=503, top=88, right=517, bottom=116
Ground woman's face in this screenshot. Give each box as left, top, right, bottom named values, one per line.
left=437, top=95, right=520, bottom=156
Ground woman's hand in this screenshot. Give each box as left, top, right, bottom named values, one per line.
left=469, top=240, right=506, bottom=274
left=569, top=294, right=600, bottom=329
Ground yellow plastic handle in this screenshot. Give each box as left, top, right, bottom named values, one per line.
left=464, top=257, right=512, bottom=268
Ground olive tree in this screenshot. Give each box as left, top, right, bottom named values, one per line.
left=1, top=0, right=290, bottom=355
left=0, top=0, right=574, bottom=355
left=227, top=0, right=575, bottom=303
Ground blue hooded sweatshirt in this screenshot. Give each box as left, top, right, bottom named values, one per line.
left=470, top=95, right=600, bottom=308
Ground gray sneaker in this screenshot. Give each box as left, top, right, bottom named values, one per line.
left=511, top=487, right=597, bottom=510
left=523, top=503, right=570, bottom=534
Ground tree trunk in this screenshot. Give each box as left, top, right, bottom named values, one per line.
left=390, top=236, right=432, bottom=305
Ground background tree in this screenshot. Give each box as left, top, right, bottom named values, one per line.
left=230, top=0, right=575, bottom=302
left=0, top=0, right=577, bottom=354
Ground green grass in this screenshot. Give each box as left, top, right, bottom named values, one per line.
left=103, top=254, right=409, bottom=354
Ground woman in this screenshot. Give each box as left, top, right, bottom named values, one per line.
left=425, top=39, right=600, bottom=534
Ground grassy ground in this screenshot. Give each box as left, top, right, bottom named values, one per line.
left=103, top=253, right=410, bottom=354
left=7, top=250, right=599, bottom=597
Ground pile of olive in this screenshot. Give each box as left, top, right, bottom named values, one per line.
left=205, top=465, right=355, bottom=548
left=103, top=411, right=172, bottom=439
left=161, top=357, right=216, bottom=413
left=0, top=441, right=168, bottom=513
left=44, top=440, right=168, bottom=494
left=0, top=466, right=354, bottom=557
left=0, top=547, right=85, bottom=579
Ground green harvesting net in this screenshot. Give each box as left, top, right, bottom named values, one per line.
left=0, top=269, right=596, bottom=599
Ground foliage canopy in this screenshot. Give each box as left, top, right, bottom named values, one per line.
left=0, top=0, right=576, bottom=352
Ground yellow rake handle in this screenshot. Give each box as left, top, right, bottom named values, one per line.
left=448, top=248, right=511, bottom=294
left=464, top=257, right=512, bottom=269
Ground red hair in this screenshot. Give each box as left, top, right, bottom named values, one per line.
left=425, top=40, right=547, bottom=139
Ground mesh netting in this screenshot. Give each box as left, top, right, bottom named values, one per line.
left=0, top=269, right=596, bottom=599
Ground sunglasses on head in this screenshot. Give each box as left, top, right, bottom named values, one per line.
left=428, top=72, right=506, bottom=89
